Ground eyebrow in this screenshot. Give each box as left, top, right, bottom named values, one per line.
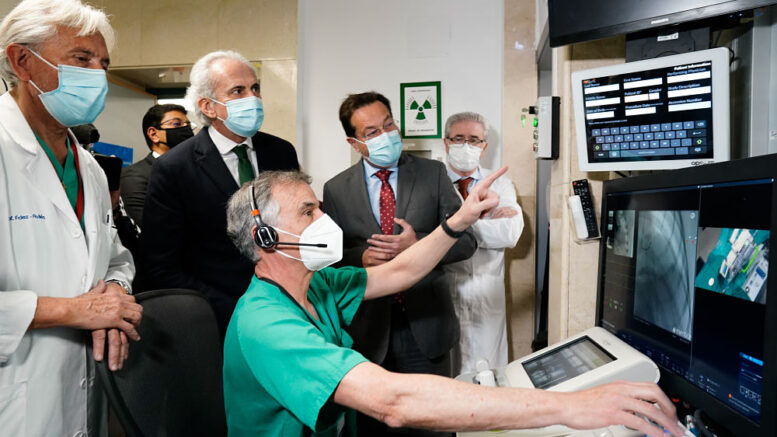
left=299, top=201, right=317, bottom=213
left=70, top=47, right=110, bottom=68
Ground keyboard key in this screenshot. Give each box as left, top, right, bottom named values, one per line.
left=695, top=120, right=707, bottom=128
left=630, top=126, right=639, bottom=133
left=693, top=137, right=707, bottom=146
left=592, top=129, right=601, bottom=136
left=611, top=143, right=620, bottom=150
left=596, top=136, right=604, bottom=143
left=620, top=127, right=630, bottom=134
left=655, top=132, right=665, bottom=140
left=650, top=141, right=660, bottom=148
left=684, top=121, right=694, bottom=129
left=660, top=140, right=670, bottom=147
left=615, top=135, right=624, bottom=142
left=682, top=138, right=692, bottom=146
left=621, top=148, right=675, bottom=157
left=601, top=128, right=610, bottom=135
left=651, top=124, right=661, bottom=132
left=640, top=125, right=650, bottom=132
left=640, top=141, right=649, bottom=149
left=665, top=131, right=675, bottom=139
left=595, top=151, right=608, bottom=158
left=691, top=146, right=706, bottom=154
left=609, top=151, right=620, bottom=158
left=661, top=123, right=672, bottom=131
left=672, top=122, right=683, bottom=130
left=624, top=134, right=633, bottom=141
left=593, top=144, right=602, bottom=151
left=630, top=142, right=640, bottom=150
left=671, top=139, right=681, bottom=147
left=605, top=136, right=614, bottom=143
left=676, top=130, right=687, bottom=138
left=634, top=133, right=643, bottom=141
left=645, top=133, right=654, bottom=140
left=676, top=147, right=689, bottom=155
left=690, top=129, right=706, bottom=137
left=602, top=144, right=611, bottom=151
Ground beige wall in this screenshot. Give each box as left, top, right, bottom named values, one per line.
left=547, top=38, right=625, bottom=343
left=503, top=0, right=538, bottom=359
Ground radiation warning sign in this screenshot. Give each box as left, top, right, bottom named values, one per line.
left=400, top=81, right=441, bottom=138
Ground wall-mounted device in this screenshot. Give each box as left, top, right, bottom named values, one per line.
left=532, top=96, right=560, bottom=160
left=571, top=47, right=730, bottom=172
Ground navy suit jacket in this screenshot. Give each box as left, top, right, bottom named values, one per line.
left=141, top=127, right=299, bottom=334
left=323, top=153, right=476, bottom=362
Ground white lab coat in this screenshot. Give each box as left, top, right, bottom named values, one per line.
left=444, top=166, right=524, bottom=374
left=0, top=92, right=134, bottom=437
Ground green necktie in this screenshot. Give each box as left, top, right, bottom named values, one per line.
left=233, top=144, right=255, bottom=185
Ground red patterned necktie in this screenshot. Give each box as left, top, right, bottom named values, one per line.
left=375, top=169, right=395, bottom=235
left=457, top=177, right=473, bottom=200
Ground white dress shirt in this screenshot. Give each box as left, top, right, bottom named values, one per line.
left=208, top=127, right=258, bottom=185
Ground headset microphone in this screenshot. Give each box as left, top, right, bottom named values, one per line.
left=249, top=184, right=328, bottom=249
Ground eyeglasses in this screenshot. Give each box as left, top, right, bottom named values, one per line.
left=446, top=136, right=485, bottom=146
left=361, top=119, right=399, bottom=141
left=158, top=119, right=190, bottom=129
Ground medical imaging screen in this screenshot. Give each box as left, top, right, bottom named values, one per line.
left=522, top=337, right=614, bottom=390
left=599, top=179, right=772, bottom=423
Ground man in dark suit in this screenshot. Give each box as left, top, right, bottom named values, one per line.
left=142, top=50, right=299, bottom=335
left=120, top=103, right=192, bottom=228
left=322, top=91, right=475, bottom=436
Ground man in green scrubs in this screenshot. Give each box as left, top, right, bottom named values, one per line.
left=223, top=170, right=685, bottom=437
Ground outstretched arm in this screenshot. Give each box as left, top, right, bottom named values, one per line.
left=334, top=361, right=684, bottom=436
left=363, top=167, right=505, bottom=300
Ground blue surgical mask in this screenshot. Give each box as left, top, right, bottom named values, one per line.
left=212, top=96, right=264, bottom=138
left=355, top=130, right=403, bottom=167
left=28, top=49, right=108, bottom=127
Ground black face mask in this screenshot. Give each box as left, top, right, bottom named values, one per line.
left=160, top=125, right=194, bottom=148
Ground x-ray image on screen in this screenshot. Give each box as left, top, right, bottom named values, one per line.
left=633, top=210, right=699, bottom=340
left=610, top=210, right=636, bottom=258
left=695, top=227, right=769, bottom=304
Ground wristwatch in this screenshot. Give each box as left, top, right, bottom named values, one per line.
left=106, top=278, right=132, bottom=294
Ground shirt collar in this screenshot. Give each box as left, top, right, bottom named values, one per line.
left=362, top=158, right=398, bottom=178
left=208, top=125, right=254, bottom=156
left=446, top=163, right=482, bottom=182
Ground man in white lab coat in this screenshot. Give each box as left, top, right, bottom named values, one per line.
left=0, top=1, right=143, bottom=436
left=443, top=112, right=524, bottom=374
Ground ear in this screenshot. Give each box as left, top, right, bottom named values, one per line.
left=443, top=138, right=451, bottom=154
left=346, top=137, right=363, bottom=154
left=480, top=141, right=488, bottom=158
left=6, top=43, right=33, bottom=82
left=147, top=126, right=161, bottom=143
left=198, top=96, right=216, bottom=119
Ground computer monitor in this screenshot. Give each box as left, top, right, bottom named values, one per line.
left=596, top=154, right=777, bottom=436
left=571, top=47, right=730, bottom=172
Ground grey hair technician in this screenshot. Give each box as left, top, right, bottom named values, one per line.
left=221, top=169, right=685, bottom=437
left=184, top=49, right=259, bottom=127
left=444, top=111, right=489, bottom=141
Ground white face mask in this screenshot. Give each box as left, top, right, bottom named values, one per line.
left=275, top=214, right=343, bottom=271
left=447, top=143, right=482, bottom=173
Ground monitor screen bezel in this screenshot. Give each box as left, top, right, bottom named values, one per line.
left=595, top=154, right=777, bottom=437
left=571, top=47, right=730, bottom=173
left=548, top=0, right=777, bottom=48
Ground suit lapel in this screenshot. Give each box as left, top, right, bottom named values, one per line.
left=193, top=129, right=238, bottom=196
left=351, top=160, right=381, bottom=233
left=395, top=154, right=417, bottom=218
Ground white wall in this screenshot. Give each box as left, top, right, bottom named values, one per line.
left=298, top=0, right=504, bottom=196
left=94, top=81, right=156, bottom=163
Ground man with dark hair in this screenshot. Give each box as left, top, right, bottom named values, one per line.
left=120, top=103, right=192, bottom=227
left=323, top=91, right=475, bottom=436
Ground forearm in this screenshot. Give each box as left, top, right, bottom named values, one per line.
left=336, top=362, right=563, bottom=431
left=366, top=217, right=463, bottom=299
left=29, top=296, right=76, bottom=329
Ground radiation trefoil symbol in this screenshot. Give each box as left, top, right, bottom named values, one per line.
left=408, top=97, right=434, bottom=122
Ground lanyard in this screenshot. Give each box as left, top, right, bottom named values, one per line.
left=69, top=136, right=85, bottom=225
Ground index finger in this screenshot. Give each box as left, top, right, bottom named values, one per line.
left=472, top=165, right=507, bottom=194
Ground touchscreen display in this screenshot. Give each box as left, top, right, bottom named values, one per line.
left=522, top=337, right=615, bottom=389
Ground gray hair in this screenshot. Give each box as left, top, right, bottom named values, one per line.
left=0, top=0, right=115, bottom=87
left=185, top=50, right=259, bottom=127
left=226, top=170, right=313, bottom=263
left=444, top=112, right=489, bottom=141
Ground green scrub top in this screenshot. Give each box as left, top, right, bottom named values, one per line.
left=223, top=266, right=369, bottom=437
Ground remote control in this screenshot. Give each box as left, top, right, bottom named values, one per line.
left=572, top=179, right=599, bottom=239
